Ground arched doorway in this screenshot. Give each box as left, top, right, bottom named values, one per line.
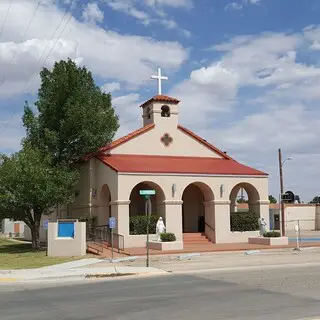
left=129, top=181, right=165, bottom=219
left=98, top=184, right=111, bottom=226
left=182, top=182, right=214, bottom=233
left=229, top=182, right=260, bottom=215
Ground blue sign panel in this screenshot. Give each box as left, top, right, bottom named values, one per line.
left=43, top=220, right=49, bottom=230
left=109, top=217, right=116, bottom=229
left=58, top=222, right=75, bottom=238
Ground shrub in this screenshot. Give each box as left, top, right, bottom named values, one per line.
left=230, top=211, right=259, bottom=232
left=129, top=215, right=158, bottom=235
left=160, top=232, right=176, bottom=242
left=264, top=231, right=281, bottom=238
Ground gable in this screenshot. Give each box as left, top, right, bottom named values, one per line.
left=102, top=124, right=228, bottom=159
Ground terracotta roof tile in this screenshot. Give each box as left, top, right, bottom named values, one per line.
left=140, top=95, right=180, bottom=108
left=96, top=154, right=268, bottom=176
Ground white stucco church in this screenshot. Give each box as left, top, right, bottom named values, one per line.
left=70, top=69, right=270, bottom=249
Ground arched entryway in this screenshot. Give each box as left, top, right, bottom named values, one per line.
left=229, top=182, right=260, bottom=215
left=129, top=181, right=166, bottom=219
left=97, top=184, right=111, bottom=226
left=182, top=182, right=214, bottom=233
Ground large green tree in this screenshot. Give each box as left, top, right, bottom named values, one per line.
left=23, top=59, right=119, bottom=166
left=310, top=196, right=320, bottom=204
left=0, top=145, right=78, bottom=249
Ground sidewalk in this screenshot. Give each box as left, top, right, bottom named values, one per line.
left=0, top=258, right=165, bottom=283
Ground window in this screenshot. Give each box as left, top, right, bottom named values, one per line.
left=161, top=105, right=170, bottom=117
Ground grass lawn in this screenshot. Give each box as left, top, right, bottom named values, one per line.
left=0, top=238, right=88, bottom=270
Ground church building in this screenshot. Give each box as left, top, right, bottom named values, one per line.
left=71, top=69, right=269, bottom=249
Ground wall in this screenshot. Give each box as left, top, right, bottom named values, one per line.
left=47, top=221, right=86, bottom=257
left=285, top=205, right=316, bottom=231
left=0, top=219, right=25, bottom=236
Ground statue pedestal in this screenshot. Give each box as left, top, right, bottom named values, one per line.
left=147, top=240, right=183, bottom=251
left=248, top=236, right=289, bottom=246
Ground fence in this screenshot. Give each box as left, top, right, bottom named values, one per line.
left=285, top=219, right=320, bottom=243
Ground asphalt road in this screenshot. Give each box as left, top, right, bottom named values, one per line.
left=1, top=265, right=320, bottom=320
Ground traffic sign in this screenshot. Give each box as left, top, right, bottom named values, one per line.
left=109, top=217, right=116, bottom=229
left=139, top=190, right=155, bottom=196
left=43, top=220, right=49, bottom=230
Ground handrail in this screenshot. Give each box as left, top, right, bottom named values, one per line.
left=205, top=222, right=215, bottom=233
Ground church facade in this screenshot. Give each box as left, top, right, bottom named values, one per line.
left=71, top=92, right=270, bottom=249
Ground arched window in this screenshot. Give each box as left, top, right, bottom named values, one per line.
left=161, top=105, right=170, bottom=117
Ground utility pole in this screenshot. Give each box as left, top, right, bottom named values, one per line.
left=278, top=148, right=285, bottom=236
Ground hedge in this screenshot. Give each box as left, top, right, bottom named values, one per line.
left=230, top=211, right=259, bottom=232
left=160, top=233, right=176, bottom=242
left=129, top=215, right=158, bottom=235
left=264, top=231, right=281, bottom=238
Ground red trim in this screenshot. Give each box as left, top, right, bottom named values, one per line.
left=140, top=95, right=180, bottom=108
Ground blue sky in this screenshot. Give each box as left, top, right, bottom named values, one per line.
left=1, top=0, right=320, bottom=201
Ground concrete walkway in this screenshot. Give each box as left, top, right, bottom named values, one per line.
left=0, top=258, right=165, bottom=283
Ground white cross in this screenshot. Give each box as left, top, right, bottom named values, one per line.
left=151, top=67, right=168, bottom=95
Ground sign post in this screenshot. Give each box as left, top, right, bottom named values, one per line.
left=139, top=190, right=155, bottom=267
left=294, top=224, right=301, bottom=251
left=43, top=220, right=49, bottom=256
left=109, top=217, right=116, bottom=260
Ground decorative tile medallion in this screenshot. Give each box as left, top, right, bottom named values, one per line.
left=161, top=133, right=173, bottom=147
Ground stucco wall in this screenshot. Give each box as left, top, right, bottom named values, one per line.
left=285, top=205, right=316, bottom=231
left=109, top=123, right=223, bottom=158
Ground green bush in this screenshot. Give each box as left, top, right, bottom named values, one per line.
left=76, top=216, right=98, bottom=228
left=160, top=233, right=176, bottom=242
left=263, top=231, right=281, bottom=238
left=230, top=211, right=259, bottom=232
left=129, top=215, right=158, bottom=235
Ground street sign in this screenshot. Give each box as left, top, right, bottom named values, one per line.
left=43, top=220, right=49, bottom=230
left=109, top=217, right=116, bottom=229
left=139, top=190, right=155, bottom=196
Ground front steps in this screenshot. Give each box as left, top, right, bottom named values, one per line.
left=183, top=233, right=211, bottom=244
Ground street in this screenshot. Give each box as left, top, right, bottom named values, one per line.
left=1, top=263, right=320, bottom=320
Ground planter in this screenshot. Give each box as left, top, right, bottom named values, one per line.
left=248, top=236, right=289, bottom=246
left=147, top=241, right=183, bottom=251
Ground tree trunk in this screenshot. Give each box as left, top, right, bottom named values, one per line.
left=30, top=215, right=41, bottom=250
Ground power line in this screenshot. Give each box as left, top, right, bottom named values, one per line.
left=0, top=0, right=82, bottom=134
left=0, top=0, right=13, bottom=40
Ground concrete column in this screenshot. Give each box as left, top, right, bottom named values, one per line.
left=214, top=200, right=231, bottom=244
left=164, top=200, right=183, bottom=241
left=204, top=201, right=215, bottom=242
left=110, top=200, right=131, bottom=237
left=315, top=204, right=320, bottom=230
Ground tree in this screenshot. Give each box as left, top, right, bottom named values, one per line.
left=0, top=144, right=78, bottom=249
left=268, top=195, right=277, bottom=204
left=23, top=59, right=119, bottom=166
left=310, top=196, right=320, bottom=204
left=237, top=198, right=248, bottom=203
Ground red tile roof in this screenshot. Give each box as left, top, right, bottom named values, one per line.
left=140, top=95, right=180, bottom=108
left=96, top=154, right=268, bottom=176
left=178, top=125, right=232, bottom=160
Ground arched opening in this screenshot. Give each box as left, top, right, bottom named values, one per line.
left=129, top=181, right=165, bottom=224
left=229, top=183, right=260, bottom=231
left=161, top=105, right=170, bottom=117
left=182, top=182, right=214, bottom=233
left=98, top=184, right=111, bottom=226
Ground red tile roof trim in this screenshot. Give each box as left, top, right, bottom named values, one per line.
left=177, top=125, right=233, bottom=160
left=96, top=154, right=268, bottom=176
left=99, top=123, right=155, bottom=152
left=140, top=95, right=180, bottom=108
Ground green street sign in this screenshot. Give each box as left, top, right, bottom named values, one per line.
left=139, top=190, right=156, bottom=196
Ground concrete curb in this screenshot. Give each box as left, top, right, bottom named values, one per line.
left=0, top=267, right=167, bottom=284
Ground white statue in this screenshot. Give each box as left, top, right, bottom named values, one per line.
left=259, top=217, right=267, bottom=236
left=156, top=217, right=166, bottom=242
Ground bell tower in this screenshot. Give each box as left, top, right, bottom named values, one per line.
left=140, top=68, right=180, bottom=129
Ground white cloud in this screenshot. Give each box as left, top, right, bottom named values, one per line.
left=102, top=81, right=121, bottom=93
left=0, top=0, right=188, bottom=98
left=82, top=2, right=104, bottom=24
left=169, top=27, right=320, bottom=200
left=225, top=0, right=260, bottom=11
left=103, top=0, right=191, bottom=37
